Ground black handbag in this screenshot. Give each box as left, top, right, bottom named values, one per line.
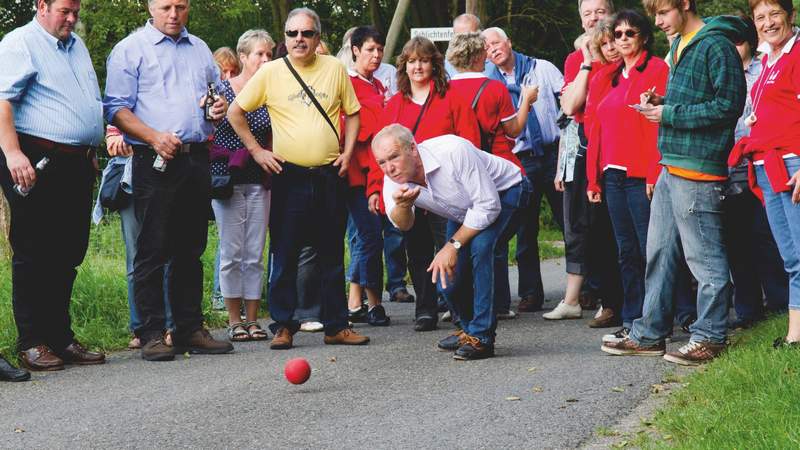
left=99, top=162, right=130, bottom=211
left=210, top=174, right=233, bottom=200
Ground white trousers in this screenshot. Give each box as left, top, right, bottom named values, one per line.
left=211, top=184, right=270, bottom=299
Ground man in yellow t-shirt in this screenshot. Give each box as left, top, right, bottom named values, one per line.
left=228, top=7, right=368, bottom=349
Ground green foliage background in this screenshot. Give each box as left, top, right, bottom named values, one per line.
left=4, top=0, right=789, bottom=89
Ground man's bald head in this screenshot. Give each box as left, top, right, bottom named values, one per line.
left=453, top=13, right=481, bottom=34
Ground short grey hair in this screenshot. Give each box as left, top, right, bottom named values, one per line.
left=373, top=124, right=416, bottom=154
left=453, top=13, right=481, bottom=30
left=147, top=0, right=191, bottom=6
left=481, top=27, right=509, bottom=41
left=286, top=7, right=321, bottom=34
left=236, top=29, right=275, bottom=56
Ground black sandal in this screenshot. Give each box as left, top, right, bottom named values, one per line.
left=245, top=321, right=269, bottom=341
left=227, top=322, right=250, bottom=342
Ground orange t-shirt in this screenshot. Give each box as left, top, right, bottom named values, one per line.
left=666, top=166, right=727, bottom=181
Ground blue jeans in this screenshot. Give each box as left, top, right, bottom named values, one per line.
left=383, top=217, right=407, bottom=295
left=267, top=163, right=348, bottom=336
left=630, top=169, right=731, bottom=345
left=515, top=147, right=564, bottom=302
left=441, top=179, right=531, bottom=344
left=724, top=188, right=789, bottom=319
left=120, top=202, right=173, bottom=332
left=604, top=170, right=650, bottom=328
left=346, top=187, right=383, bottom=291
left=755, top=157, right=800, bottom=311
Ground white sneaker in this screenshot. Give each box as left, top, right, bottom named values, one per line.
left=602, top=327, right=630, bottom=343
left=497, top=310, right=517, bottom=320
left=300, top=321, right=323, bottom=332
left=542, top=301, right=582, bottom=320
left=441, top=311, right=452, bottom=322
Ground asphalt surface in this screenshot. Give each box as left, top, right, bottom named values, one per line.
left=0, top=258, right=680, bottom=449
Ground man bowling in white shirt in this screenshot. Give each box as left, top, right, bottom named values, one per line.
left=372, top=124, right=531, bottom=360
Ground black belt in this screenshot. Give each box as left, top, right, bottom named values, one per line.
left=133, top=142, right=208, bottom=154
left=19, top=133, right=94, bottom=158
left=280, top=161, right=338, bottom=174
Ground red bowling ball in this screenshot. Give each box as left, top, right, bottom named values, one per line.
left=284, top=358, right=311, bottom=385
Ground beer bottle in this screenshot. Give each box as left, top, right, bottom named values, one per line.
left=14, top=156, right=50, bottom=196
left=204, top=82, right=217, bottom=121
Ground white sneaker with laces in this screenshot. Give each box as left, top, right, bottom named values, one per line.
left=602, top=327, right=630, bottom=343
left=542, top=301, right=582, bottom=320
left=300, top=321, right=323, bottom=332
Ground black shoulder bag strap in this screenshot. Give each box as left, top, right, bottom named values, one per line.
left=411, top=91, right=433, bottom=136
left=283, top=56, right=339, bottom=141
left=471, top=79, right=494, bottom=153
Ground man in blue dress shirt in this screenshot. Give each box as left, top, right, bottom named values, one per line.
left=104, top=0, right=232, bottom=361
left=0, top=0, right=106, bottom=374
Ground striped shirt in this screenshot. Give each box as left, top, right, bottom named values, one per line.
left=0, top=19, right=103, bottom=146
left=103, top=20, right=220, bottom=145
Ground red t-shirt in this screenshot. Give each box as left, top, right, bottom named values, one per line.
left=346, top=74, right=386, bottom=187
left=449, top=74, right=522, bottom=170
left=365, top=80, right=481, bottom=200
left=562, top=49, right=604, bottom=124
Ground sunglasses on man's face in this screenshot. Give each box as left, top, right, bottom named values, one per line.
left=285, top=29, right=317, bottom=38
left=614, top=29, right=640, bottom=39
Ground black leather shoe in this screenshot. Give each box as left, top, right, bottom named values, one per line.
left=367, top=305, right=391, bottom=326
left=0, top=356, right=30, bottom=382
left=349, top=305, right=368, bottom=323
left=453, top=337, right=495, bottom=361
left=390, top=288, right=415, bottom=303
left=414, top=316, right=437, bottom=332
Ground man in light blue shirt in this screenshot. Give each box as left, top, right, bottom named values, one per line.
left=103, top=0, right=231, bottom=362
left=0, top=0, right=105, bottom=374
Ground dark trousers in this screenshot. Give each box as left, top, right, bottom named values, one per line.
left=268, top=163, right=348, bottom=336
left=515, top=146, right=564, bottom=303
left=132, top=147, right=209, bottom=343
left=563, top=154, right=623, bottom=311
left=0, top=142, right=95, bottom=352
left=723, top=189, right=789, bottom=320
left=404, top=211, right=441, bottom=320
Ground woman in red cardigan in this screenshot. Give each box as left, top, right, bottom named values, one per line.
left=584, top=10, right=668, bottom=335
left=342, top=27, right=391, bottom=327
left=730, top=0, right=800, bottom=348
left=366, top=36, right=480, bottom=332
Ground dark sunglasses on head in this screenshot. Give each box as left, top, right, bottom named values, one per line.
left=614, top=30, right=639, bottom=39
left=285, top=29, right=317, bottom=38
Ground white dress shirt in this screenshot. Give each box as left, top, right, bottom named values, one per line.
left=383, top=135, right=522, bottom=231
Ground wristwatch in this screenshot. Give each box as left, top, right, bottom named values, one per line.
left=449, top=238, right=462, bottom=250
left=580, top=64, right=592, bottom=72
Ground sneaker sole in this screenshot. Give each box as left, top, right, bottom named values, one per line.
left=600, top=345, right=665, bottom=356
left=453, top=352, right=494, bottom=361
left=542, top=315, right=582, bottom=320
left=662, top=354, right=704, bottom=366
left=324, top=339, right=370, bottom=345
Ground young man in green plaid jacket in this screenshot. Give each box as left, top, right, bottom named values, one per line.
left=602, top=0, right=747, bottom=365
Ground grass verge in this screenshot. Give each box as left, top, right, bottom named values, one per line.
left=637, top=315, right=800, bottom=449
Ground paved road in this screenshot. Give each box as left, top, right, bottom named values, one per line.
left=1, top=259, right=678, bottom=449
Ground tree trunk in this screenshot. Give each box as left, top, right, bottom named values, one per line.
left=465, top=0, right=478, bottom=15
left=384, top=0, right=412, bottom=62
left=368, top=0, right=385, bottom=33
left=269, top=0, right=291, bottom=41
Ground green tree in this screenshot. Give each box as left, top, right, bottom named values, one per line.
left=0, top=0, right=34, bottom=39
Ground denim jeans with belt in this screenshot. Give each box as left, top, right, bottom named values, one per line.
left=630, top=168, right=732, bottom=345
left=132, top=147, right=209, bottom=344
left=441, top=178, right=531, bottom=345
left=346, top=186, right=383, bottom=291
left=755, top=157, right=800, bottom=311
left=267, top=163, right=348, bottom=336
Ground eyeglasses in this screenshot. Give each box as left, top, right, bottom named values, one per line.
left=614, top=29, right=640, bottom=39
left=285, top=29, right=318, bottom=38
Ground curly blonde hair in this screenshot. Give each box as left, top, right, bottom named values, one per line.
left=446, top=32, right=485, bottom=72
